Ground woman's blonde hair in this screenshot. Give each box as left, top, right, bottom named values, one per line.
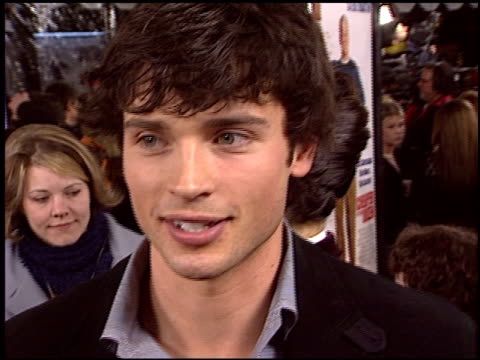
left=381, top=98, right=404, bottom=121
left=5, top=124, right=123, bottom=241
left=432, top=99, right=478, bottom=188
left=457, top=90, right=478, bottom=113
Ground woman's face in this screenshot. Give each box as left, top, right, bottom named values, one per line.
left=22, top=165, right=91, bottom=246
left=383, top=114, right=406, bottom=148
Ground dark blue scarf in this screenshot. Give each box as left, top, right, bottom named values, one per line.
left=18, top=211, right=113, bottom=298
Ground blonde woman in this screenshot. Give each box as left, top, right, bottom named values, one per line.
left=5, top=124, right=143, bottom=320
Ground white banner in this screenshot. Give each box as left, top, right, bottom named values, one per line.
left=317, top=3, right=377, bottom=273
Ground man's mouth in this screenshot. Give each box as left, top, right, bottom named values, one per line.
left=162, top=215, right=233, bottom=246
left=172, top=220, right=223, bottom=233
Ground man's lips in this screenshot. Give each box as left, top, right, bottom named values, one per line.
left=160, top=214, right=233, bottom=246
left=161, top=213, right=231, bottom=222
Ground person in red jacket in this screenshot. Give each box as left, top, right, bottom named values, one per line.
left=400, top=61, right=455, bottom=207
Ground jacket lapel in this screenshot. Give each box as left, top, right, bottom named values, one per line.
left=37, top=235, right=386, bottom=357
left=283, top=235, right=385, bottom=357
left=61, top=257, right=131, bottom=357
left=5, top=245, right=49, bottom=320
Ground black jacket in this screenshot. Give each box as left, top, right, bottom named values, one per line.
left=6, top=234, right=476, bottom=358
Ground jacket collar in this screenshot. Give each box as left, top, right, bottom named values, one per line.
left=283, top=233, right=385, bottom=357
left=61, top=256, right=131, bottom=358
left=5, top=242, right=49, bottom=319
left=54, top=233, right=386, bottom=357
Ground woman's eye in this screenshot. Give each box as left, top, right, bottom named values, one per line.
left=215, top=132, right=249, bottom=146
left=33, top=197, right=48, bottom=203
left=66, top=190, right=81, bottom=197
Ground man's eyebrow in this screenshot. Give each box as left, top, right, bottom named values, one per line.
left=124, top=118, right=168, bottom=131
left=204, top=115, right=270, bottom=129
left=124, top=115, right=270, bottom=130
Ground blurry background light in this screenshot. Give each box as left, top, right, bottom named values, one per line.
left=379, top=3, right=394, bottom=25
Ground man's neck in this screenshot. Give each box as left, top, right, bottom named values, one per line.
left=291, top=218, right=326, bottom=239
left=142, top=226, right=284, bottom=357
left=427, top=93, right=442, bottom=106
left=383, top=145, right=395, bottom=156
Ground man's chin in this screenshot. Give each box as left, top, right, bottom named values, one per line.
left=168, top=257, right=230, bottom=281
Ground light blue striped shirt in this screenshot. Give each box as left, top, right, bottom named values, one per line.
left=100, top=222, right=298, bottom=358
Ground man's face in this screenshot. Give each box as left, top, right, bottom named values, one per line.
left=123, top=98, right=314, bottom=280
left=417, top=68, right=436, bottom=103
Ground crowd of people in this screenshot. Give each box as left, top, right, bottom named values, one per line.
left=4, top=3, right=477, bottom=358
left=378, top=60, right=478, bottom=321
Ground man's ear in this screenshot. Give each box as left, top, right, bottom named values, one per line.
left=290, top=142, right=317, bottom=177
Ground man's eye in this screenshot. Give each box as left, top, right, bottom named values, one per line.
left=139, top=135, right=160, bottom=148
left=215, top=132, right=249, bottom=146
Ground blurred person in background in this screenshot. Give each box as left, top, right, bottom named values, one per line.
left=5, top=124, right=143, bottom=320
left=389, top=224, right=478, bottom=324
left=378, top=98, right=408, bottom=279
left=409, top=99, right=477, bottom=229
left=45, top=81, right=83, bottom=139
left=6, top=90, right=30, bottom=127
left=78, top=93, right=142, bottom=234
left=331, top=14, right=365, bottom=104
left=5, top=92, right=65, bottom=141
left=400, top=61, right=455, bottom=199
left=287, top=71, right=369, bottom=260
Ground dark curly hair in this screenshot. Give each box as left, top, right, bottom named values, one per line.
left=78, top=4, right=342, bottom=214
left=80, top=3, right=335, bottom=156
left=389, top=224, right=478, bottom=322
left=286, top=71, right=369, bottom=223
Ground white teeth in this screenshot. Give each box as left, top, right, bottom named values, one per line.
left=173, top=221, right=212, bottom=232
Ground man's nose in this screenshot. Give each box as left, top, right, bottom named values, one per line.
left=168, top=142, right=215, bottom=201
left=51, top=195, right=69, bottom=218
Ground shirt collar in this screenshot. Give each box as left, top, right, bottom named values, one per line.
left=100, top=240, right=168, bottom=357
left=100, top=220, right=299, bottom=356
left=269, top=220, right=299, bottom=339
